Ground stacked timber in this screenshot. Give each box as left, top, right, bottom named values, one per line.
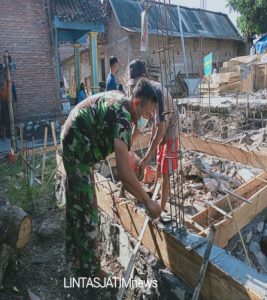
left=200, top=53, right=267, bottom=96
left=201, top=72, right=241, bottom=96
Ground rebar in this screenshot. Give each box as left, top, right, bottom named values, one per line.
left=152, top=0, right=186, bottom=232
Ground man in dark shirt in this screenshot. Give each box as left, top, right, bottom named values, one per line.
left=128, top=60, right=179, bottom=212
left=106, top=56, right=119, bottom=91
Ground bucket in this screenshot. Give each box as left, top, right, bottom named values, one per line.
left=7, top=152, right=18, bottom=164
left=143, top=165, right=156, bottom=184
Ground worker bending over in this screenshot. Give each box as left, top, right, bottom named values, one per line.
left=61, top=79, right=161, bottom=278
left=127, top=59, right=179, bottom=211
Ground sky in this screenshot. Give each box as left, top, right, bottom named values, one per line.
left=171, top=0, right=239, bottom=28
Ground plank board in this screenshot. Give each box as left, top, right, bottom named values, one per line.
left=95, top=173, right=267, bottom=300
left=28, top=144, right=59, bottom=155
left=255, top=63, right=267, bottom=90
left=180, top=134, right=267, bottom=169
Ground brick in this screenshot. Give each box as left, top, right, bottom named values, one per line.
left=0, top=0, right=60, bottom=123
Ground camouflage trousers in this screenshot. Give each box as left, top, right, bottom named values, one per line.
left=62, top=144, right=100, bottom=277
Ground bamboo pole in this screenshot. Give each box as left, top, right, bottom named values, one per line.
left=116, top=180, right=161, bottom=300
left=50, top=122, right=58, bottom=154
left=41, top=127, right=48, bottom=184
left=19, top=123, right=24, bottom=152
left=226, top=196, right=251, bottom=267
left=192, top=225, right=216, bottom=300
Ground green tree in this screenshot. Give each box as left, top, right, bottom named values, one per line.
left=227, top=0, right=267, bottom=38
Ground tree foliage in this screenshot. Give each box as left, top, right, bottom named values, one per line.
left=227, top=0, right=267, bottom=38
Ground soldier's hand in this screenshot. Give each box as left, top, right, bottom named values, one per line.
left=145, top=199, right=161, bottom=219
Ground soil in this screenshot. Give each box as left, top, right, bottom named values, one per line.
left=0, top=209, right=120, bottom=300
left=0, top=207, right=193, bottom=300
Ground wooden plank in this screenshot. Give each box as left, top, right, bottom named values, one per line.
left=41, top=127, right=48, bottom=184
left=219, top=81, right=241, bottom=93
left=192, top=172, right=266, bottom=224
left=28, top=144, right=59, bottom=156
left=203, top=200, right=231, bottom=218
left=241, top=64, right=254, bottom=93
left=191, top=172, right=267, bottom=247
left=180, top=134, right=267, bottom=169
left=95, top=173, right=267, bottom=300
left=50, top=122, right=58, bottom=154
left=227, top=53, right=262, bottom=66
left=254, top=63, right=267, bottom=90
left=184, top=215, right=209, bottom=235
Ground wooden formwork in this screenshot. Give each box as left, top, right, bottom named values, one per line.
left=190, top=172, right=267, bottom=247
left=56, top=132, right=267, bottom=249
left=55, top=132, right=267, bottom=299
left=95, top=172, right=267, bottom=300
left=180, top=134, right=267, bottom=169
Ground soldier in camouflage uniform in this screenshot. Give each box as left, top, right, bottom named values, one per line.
left=61, top=79, right=161, bottom=277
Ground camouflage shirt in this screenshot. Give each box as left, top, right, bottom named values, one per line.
left=61, top=91, right=132, bottom=164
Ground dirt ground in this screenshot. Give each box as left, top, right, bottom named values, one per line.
left=0, top=154, right=120, bottom=300
left=1, top=208, right=124, bottom=300
left=1, top=207, right=192, bottom=300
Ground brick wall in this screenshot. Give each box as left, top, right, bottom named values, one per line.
left=105, top=13, right=132, bottom=86
left=0, top=0, right=60, bottom=122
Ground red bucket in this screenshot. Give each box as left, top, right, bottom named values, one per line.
left=7, top=152, right=18, bottom=163
left=143, top=166, right=156, bottom=184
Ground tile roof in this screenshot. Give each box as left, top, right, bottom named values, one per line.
left=109, top=0, right=242, bottom=41
left=54, top=0, right=105, bottom=24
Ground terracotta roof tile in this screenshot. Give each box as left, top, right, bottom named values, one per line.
left=54, top=0, right=104, bottom=24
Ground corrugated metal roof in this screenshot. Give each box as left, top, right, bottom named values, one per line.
left=54, top=0, right=104, bottom=24
left=109, top=0, right=242, bottom=41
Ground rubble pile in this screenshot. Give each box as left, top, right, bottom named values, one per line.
left=226, top=209, right=267, bottom=274
left=99, top=212, right=193, bottom=300
left=193, top=112, right=267, bottom=144
left=249, top=88, right=267, bottom=100
left=178, top=151, right=261, bottom=215
left=190, top=113, right=246, bottom=140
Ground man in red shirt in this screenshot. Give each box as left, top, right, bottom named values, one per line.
left=127, top=60, right=179, bottom=212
